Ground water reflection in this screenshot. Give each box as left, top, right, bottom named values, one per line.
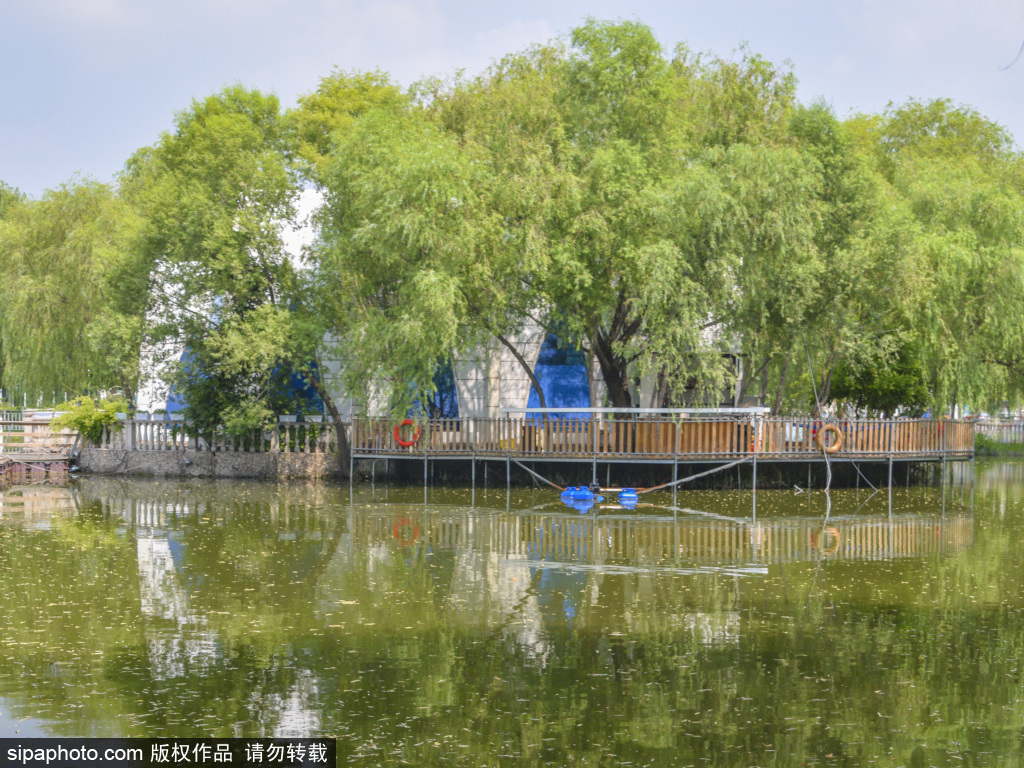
left=1, top=467, right=1020, bottom=766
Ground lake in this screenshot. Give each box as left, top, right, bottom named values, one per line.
left=0, top=460, right=1019, bottom=766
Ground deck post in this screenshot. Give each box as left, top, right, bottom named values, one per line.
left=941, top=418, right=947, bottom=485
left=674, top=423, right=680, bottom=506
left=471, top=457, right=476, bottom=507
left=887, top=421, right=894, bottom=488
left=970, top=455, right=975, bottom=510
left=752, top=418, right=758, bottom=516
left=941, top=458, right=946, bottom=514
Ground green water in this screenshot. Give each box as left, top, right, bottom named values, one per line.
left=0, top=461, right=1019, bottom=766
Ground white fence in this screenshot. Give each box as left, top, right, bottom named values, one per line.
left=98, top=419, right=339, bottom=455
left=975, top=423, right=1024, bottom=444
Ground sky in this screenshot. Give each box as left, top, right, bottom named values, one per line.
left=3, top=0, right=1024, bottom=199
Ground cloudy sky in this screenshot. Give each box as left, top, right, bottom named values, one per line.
left=3, top=0, right=1024, bottom=198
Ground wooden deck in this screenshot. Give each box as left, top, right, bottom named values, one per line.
left=352, top=416, right=974, bottom=463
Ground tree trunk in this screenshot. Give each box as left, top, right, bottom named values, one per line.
left=592, top=332, right=632, bottom=409
left=651, top=371, right=668, bottom=409
left=306, top=370, right=350, bottom=476
left=738, top=355, right=770, bottom=402
left=759, top=364, right=770, bottom=407
left=771, top=352, right=791, bottom=416
left=818, top=365, right=835, bottom=409
left=490, top=329, right=547, bottom=410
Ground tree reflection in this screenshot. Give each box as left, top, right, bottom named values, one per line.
left=0, top=474, right=1019, bottom=765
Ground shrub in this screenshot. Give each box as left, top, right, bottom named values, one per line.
left=50, top=396, right=129, bottom=445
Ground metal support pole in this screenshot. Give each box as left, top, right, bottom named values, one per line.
left=752, top=451, right=758, bottom=517
left=592, top=416, right=598, bottom=487
left=673, top=457, right=678, bottom=507
left=888, top=423, right=894, bottom=489
left=970, top=455, right=975, bottom=511
left=471, top=457, right=476, bottom=508
left=941, top=457, right=947, bottom=514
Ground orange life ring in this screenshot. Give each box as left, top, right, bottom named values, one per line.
left=393, top=419, right=420, bottom=447
left=392, top=518, right=420, bottom=545
left=816, top=423, right=843, bottom=454
left=811, top=526, right=840, bottom=555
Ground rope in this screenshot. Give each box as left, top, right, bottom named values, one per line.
left=638, top=456, right=752, bottom=494
left=510, top=459, right=566, bottom=492
left=851, top=461, right=878, bottom=492
left=804, top=341, right=834, bottom=519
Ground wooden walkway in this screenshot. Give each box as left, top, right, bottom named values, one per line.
left=352, top=416, right=975, bottom=464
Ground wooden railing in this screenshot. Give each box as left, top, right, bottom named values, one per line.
left=353, top=417, right=974, bottom=460
left=6, top=416, right=974, bottom=461
left=97, top=419, right=338, bottom=455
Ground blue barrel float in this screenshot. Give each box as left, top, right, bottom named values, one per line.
left=560, top=486, right=604, bottom=514
left=617, top=488, right=639, bottom=508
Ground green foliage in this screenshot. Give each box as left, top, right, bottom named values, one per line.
left=829, top=341, right=930, bottom=415
left=0, top=179, right=148, bottom=397
left=220, top=398, right=275, bottom=437
left=0, top=181, right=22, bottom=219
left=8, top=23, right=1024, bottom=421
left=865, top=100, right=1024, bottom=411
left=312, top=20, right=825, bottom=411
left=128, top=86, right=321, bottom=428
left=289, top=69, right=407, bottom=185
left=50, top=395, right=129, bottom=444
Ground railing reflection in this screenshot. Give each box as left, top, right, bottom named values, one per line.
left=9, top=480, right=969, bottom=572
left=344, top=507, right=972, bottom=569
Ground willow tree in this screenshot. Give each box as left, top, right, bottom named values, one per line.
left=289, top=69, right=407, bottom=187
left=0, top=181, right=23, bottom=394
left=312, top=100, right=509, bottom=413
left=0, top=180, right=147, bottom=399
left=313, top=22, right=832, bottom=412
left=866, top=100, right=1024, bottom=413
left=126, top=86, right=345, bottom=447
